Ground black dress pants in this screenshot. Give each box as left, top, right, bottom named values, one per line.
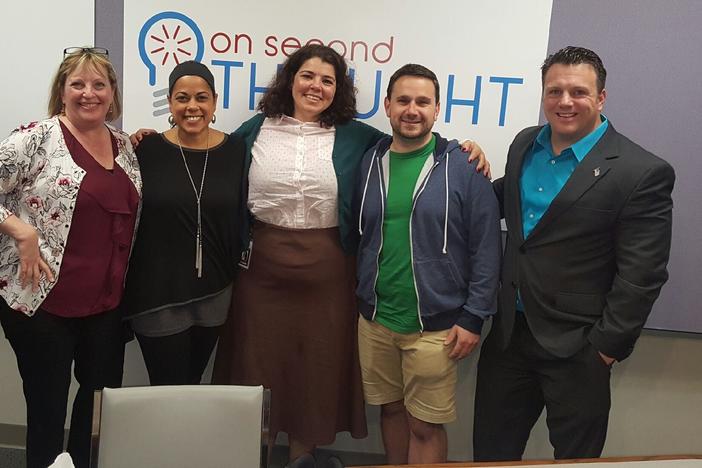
left=136, top=325, right=221, bottom=385
left=0, top=302, right=124, bottom=468
left=473, top=313, right=611, bottom=461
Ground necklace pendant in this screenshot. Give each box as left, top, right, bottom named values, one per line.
left=195, top=235, right=203, bottom=278
left=177, top=130, right=208, bottom=280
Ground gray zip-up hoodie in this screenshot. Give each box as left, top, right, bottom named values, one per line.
left=355, top=133, right=501, bottom=334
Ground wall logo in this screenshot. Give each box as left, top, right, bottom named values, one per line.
left=133, top=9, right=525, bottom=125
left=138, top=11, right=205, bottom=116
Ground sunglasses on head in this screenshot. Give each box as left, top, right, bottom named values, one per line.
left=63, top=47, right=109, bottom=58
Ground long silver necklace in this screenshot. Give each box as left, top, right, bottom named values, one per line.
left=176, top=129, right=209, bottom=278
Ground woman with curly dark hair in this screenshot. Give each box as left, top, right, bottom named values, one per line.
left=212, top=45, right=378, bottom=468
left=255, top=44, right=358, bottom=128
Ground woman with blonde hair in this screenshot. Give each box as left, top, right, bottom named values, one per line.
left=0, top=47, right=141, bottom=468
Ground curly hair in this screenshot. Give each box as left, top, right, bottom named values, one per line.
left=257, top=44, right=357, bottom=127
left=542, top=46, right=607, bottom=93
left=48, top=48, right=122, bottom=121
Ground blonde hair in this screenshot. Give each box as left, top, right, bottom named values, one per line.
left=47, top=49, right=122, bottom=121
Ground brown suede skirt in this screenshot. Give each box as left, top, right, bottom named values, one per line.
left=213, top=221, right=367, bottom=446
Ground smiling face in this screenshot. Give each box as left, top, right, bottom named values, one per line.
left=168, top=75, right=217, bottom=136
left=384, top=75, right=440, bottom=150
left=291, top=57, right=337, bottom=123
left=542, top=63, right=606, bottom=152
left=61, top=64, right=114, bottom=128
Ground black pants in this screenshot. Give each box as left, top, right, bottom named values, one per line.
left=136, top=325, right=220, bottom=385
left=473, top=314, right=611, bottom=461
left=0, top=302, right=124, bottom=468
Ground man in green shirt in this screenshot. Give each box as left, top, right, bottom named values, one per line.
left=356, top=64, right=501, bottom=464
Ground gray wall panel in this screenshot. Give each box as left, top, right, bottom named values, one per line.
left=96, top=0, right=124, bottom=128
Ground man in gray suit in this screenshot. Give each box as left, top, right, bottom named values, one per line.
left=473, top=46, right=675, bottom=461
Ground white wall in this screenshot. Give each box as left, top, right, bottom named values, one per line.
left=0, top=0, right=94, bottom=426
left=1, top=1, right=94, bottom=136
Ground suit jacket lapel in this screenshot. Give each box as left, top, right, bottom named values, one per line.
left=524, top=125, right=620, bottom=243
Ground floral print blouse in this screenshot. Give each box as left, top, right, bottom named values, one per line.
left=0, top=116, right=142, bottom=315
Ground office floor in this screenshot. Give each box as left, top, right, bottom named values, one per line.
left=271, top=447, right=386, bottom=467
left=0, top=447, right=23, bottom=468
left=0, top=445, right=387, bottom=468
left=275, top=447, right=386, bottom=467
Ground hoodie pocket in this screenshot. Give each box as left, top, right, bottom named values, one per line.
left=413, top=258, right=466, bottom=312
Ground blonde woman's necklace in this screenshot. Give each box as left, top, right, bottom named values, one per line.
left=176, top=130, right=209, bottom=278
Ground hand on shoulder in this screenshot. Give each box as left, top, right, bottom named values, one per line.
left=129, top=128, right=158, bottom=147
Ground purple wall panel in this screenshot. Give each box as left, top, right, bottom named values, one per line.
left=547, top=0, right=702, bottom=333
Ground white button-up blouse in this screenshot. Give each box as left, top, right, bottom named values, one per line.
left=247, top=116, right=338, bottom=229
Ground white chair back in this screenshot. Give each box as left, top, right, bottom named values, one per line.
left=90, top=385, right=267, bottom=468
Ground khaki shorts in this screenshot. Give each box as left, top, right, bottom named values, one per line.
left=358, top=317, right=457, bottom=424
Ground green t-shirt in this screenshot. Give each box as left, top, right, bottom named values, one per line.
left=375, top=136, right=436, bottom=334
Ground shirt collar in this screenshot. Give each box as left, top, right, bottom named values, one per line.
left=278, top=114, right=322, bottom=127
left=535, top=115, right=609, bottom=161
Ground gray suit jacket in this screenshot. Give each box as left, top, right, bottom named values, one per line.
left=493, top=123, right=675, bottom=361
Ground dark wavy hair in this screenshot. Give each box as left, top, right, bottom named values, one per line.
left=257, top=45, right=357, bottom=127
left=542, top=46, right=607, bottom=93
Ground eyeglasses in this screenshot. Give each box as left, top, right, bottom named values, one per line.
left=63, top=47, right=109, bottom=58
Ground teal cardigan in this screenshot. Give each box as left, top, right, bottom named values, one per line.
left=233, top=114, right=385, bottom=254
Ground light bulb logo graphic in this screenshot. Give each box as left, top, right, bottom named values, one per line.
left=138, top=11, right=205, bottom=116
left=138, top=11, right=205, bottom=86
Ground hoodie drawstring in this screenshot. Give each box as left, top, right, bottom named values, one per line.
left=442, top=151, right=449, bottom=254
left=361, top=144, right=450, bottom=255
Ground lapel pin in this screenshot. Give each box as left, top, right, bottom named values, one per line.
left=593, top=167, right=601, bottom=177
